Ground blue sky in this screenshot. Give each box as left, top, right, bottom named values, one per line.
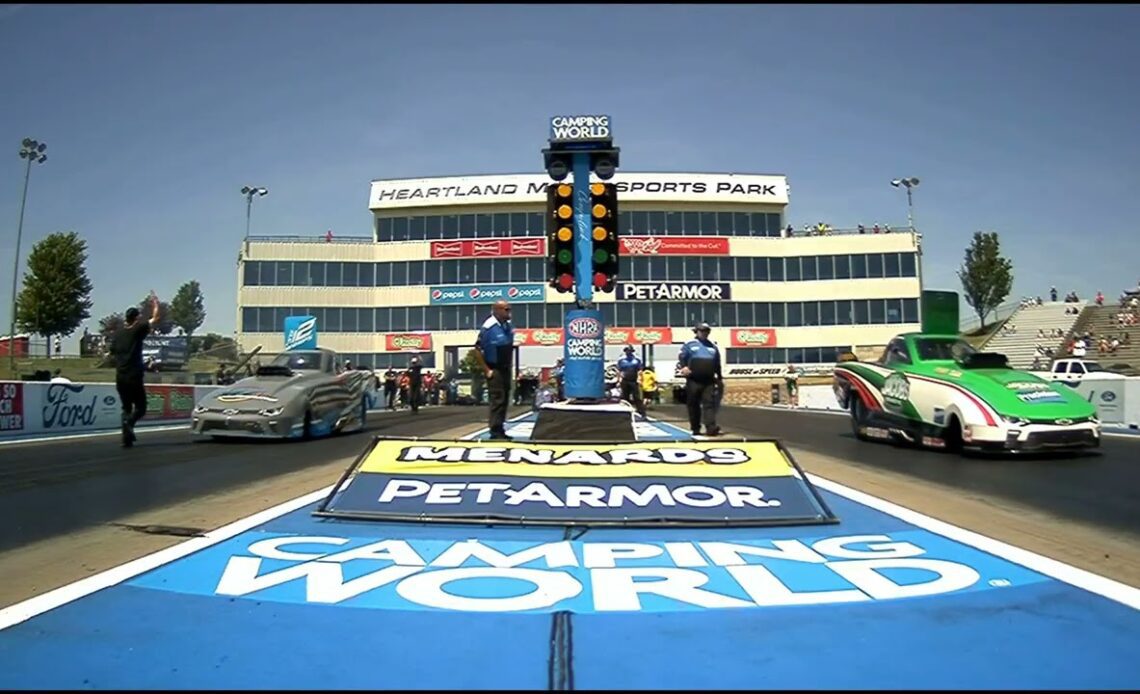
left=2, top=4, right=1138, bottom=348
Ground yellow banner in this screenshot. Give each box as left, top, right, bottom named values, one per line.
left=359, top=440, right=794, bottom=479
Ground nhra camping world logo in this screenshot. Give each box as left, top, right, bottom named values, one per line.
left=567, top=317, right=602, bottom=339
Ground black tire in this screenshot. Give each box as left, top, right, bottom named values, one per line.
left=851, top=398, right=871, bottom=441
left=942, top=415, right=963, bottom=453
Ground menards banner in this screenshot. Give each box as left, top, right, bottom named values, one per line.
left=514, top=328, right=674, bottom=347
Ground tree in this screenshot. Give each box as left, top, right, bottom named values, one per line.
left=957, top=231, right=1014, bottom=327
left=14, top=231, right=95, bottom=354
left=98, top=312, right=124, bottom=340
left=138, top=295, right=176, bottom=335
left=170, top=280, right=207, bottom=338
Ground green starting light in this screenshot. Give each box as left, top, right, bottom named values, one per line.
left=558, top=249, right=573, bottom=264
left=593, top=249, right=608, bottom=264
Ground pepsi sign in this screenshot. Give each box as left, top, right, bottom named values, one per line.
left=428, top=284, right=545, bottom=306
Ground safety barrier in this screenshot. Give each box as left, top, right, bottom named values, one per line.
left=0, top=380, right=222, bottom=439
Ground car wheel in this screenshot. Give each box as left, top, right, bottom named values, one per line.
left=851, top=398, right=871, bottom=441
left=942, top=415, right=963, bottom=453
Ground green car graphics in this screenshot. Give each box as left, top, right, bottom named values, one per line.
left=833, top=333, right=1100, bottom=453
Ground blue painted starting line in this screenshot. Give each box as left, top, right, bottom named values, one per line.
left=0, top=411, right=1137, bottom=689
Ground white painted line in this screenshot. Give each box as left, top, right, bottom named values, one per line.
left=744, top=404, right=1140, bottom=439
left=807, top=473, right=1140, bottom=610
left=460, top=411, right=540, bottom=441
left=0, top=486, right=334, bottom=631
left=0, top=425, right=189, bottom=447
left=2, top=408, right=1136, bottom=635
left=0, top=408, right=423, bottom=448
left=0, top=409, right=497, bottom=630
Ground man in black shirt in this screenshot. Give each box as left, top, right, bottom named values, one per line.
left=407, top=357, right=423, bottom=413
left=109, top=293, right=161, bottom=447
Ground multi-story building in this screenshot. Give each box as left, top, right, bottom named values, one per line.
left=236, top=171, right=922, bottom=380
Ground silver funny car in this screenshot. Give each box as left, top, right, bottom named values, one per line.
left=192, top=348, right=372, bottom=440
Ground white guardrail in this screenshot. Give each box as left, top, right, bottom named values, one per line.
left=0, top=381, right=223, bottom=440
left=784, top=382, right=1140, bottom=429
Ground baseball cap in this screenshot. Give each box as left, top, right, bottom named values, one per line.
left=694, top=322, right=711, bottom=332
left=623, top=345, right=635, bottom=353
left=125, top=307, right=140, bottom=322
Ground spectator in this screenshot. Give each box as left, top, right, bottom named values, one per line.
left=857, top=224, right=866, bottom=234
left=1050, top=286, right=1058, bottom=302
left=1096, top=291, right=1105, bottom=306
left=50, top=369, right=71, bottom=383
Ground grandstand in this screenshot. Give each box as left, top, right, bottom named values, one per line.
left=982, top=301, right=1086, bottom=368
left=1066, top=304, right=1140, bottom=369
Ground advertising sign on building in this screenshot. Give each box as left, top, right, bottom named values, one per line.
left=430, top=238, right=545, bottom=259
left=619, top=237, right=730, bottom=256
left=512, top=328, right=676, bottom=347
left=605, top=328, right=674, bottom=345
left=428, top=284, right=545, bottom=306
left=730, top=329, right=779, bottom=347
left=385, top=334, right=434, bottom=352
left=284, top=315, right=318, bottom=351
left=370, top=173, right=789, bottom=210
left=618, top=283, right=732, bottom=302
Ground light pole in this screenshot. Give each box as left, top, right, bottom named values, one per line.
left=8, top=138, right=47, bottom=371
left=891, top=177, right=923, bottom=325
left=890, top=177, right=919, bottom=229
left=241, top=185, right=268, bottom=241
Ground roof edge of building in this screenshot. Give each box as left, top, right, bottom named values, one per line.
left=368, top=170, right=788, bottom=184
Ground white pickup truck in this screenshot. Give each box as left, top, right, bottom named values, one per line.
left=1033, top=358, right=1127, bottom=385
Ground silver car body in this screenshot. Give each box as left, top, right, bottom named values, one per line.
left=191, top=348, right=372, bottom=440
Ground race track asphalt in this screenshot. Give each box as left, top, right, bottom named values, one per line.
left=0, top=406, right=527, bottom=553
left=679, top=404, right=1140, bottom=537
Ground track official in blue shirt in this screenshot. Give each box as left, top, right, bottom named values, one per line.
left=475, top=299, right=515, bottom=440
left=677, top=322, right=723, bottom=436
left=616, top=345, right=646, bottom=416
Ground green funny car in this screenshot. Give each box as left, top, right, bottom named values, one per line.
left=833, top=332, right=1101, bottom=453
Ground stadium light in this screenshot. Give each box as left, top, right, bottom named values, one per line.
left=891, top=177, right=924, bottom=324
left=890, top=177, right=920, bottom=229
left=241, top=185, right=269, bottom=241
left=9, top=138, right=48, bottom=370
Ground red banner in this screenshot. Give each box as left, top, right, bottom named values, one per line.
left=430, top=238, right=546, bottom=259
left=619, top=236, right=729, bottom=256
left=514, top=329, right=564, bottom=347
left=0, top=382, right=24, bottom=431
left=605, top=328, right=674, bottom=345
left=385, top=333, right=433, bottom=351
left=513, top=328, right=675, bottom=346
left=730, top=329, right=778, bottom=347
left=143, top=385, right=197, bottom=422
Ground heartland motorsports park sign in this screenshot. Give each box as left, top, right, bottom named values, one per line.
left=369, top=172, right=789, bottom=210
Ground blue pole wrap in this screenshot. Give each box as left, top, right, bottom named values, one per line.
left=562, top=309, right=605, bottom=399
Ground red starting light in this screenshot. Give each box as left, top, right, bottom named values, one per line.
left=593, top=272, right=608, bottom=288
left=558, top=273, right=574, bottom=291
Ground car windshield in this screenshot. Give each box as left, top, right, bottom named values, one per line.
left=914, top=337, right=977, bottom=362
left=270, top=351, right=324, bottom=371
left=1083, top=361, right=1106, bottom=373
